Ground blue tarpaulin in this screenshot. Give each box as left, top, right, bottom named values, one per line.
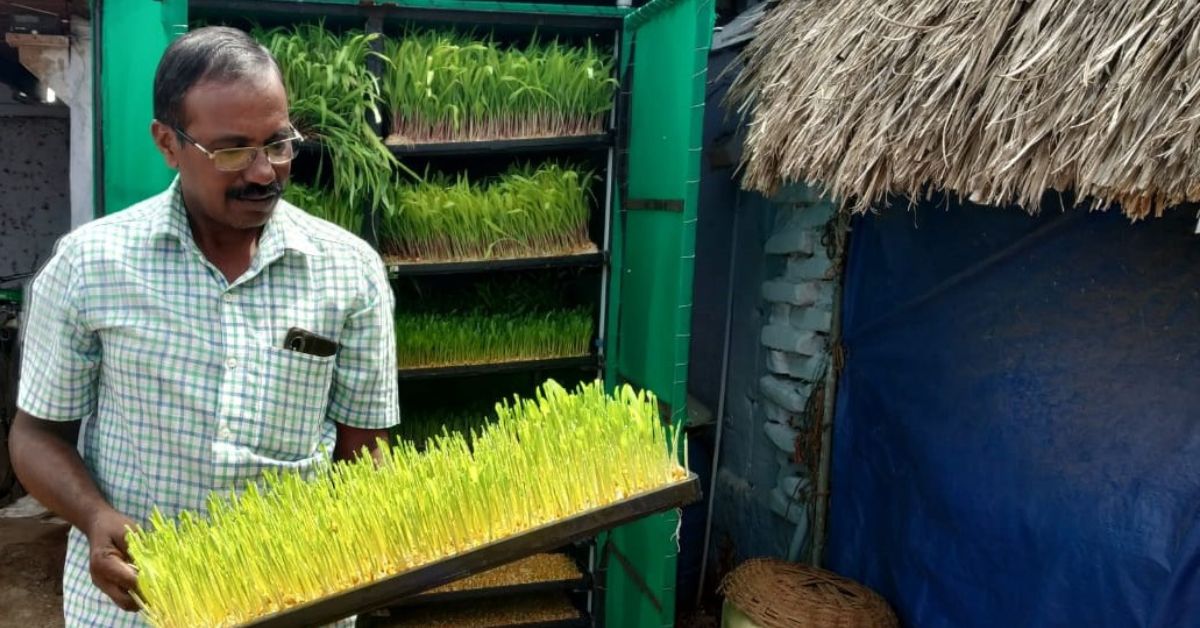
left=827, top=201, right=1200, bottom=627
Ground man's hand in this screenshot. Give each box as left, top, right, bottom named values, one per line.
left=85, top=507, right=140, bottom=612
left=333, top=424, right=390, bottom=463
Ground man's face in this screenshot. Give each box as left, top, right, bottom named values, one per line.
left=152, top=72, right=293, bottom=231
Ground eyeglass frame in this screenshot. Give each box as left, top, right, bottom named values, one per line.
left=165, top=122, right=305, bottom=172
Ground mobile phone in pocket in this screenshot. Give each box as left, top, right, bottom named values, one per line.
left=283, top=327, right=339, bottom=357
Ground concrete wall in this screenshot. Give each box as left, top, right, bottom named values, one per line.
left=66, top=16, right=94, bottom=229
left=0, top=16, right=90, bottom=283
left=0, top=85, right=70, bottom=280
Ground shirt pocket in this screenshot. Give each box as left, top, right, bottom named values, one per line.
left=255, top=346, right=336, bottom=460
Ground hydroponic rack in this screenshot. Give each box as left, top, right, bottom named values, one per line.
left=92, top=1, right=713, bottom=626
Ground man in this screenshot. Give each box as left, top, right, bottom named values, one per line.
left=8, top=26, right=398, bottom=625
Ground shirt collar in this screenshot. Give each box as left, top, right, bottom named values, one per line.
left=150, top=177, right=193, bottom=244
left=260, top=198, right=320, bottom=259
left=151, top=176, right=320, bottom=258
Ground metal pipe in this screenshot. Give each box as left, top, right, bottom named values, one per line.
left=694, top=199, right=740, bottom=605
left=809, top=213, right=849, bottom=566
left=785, top=497, right=810, bottom=562
left=597, top=28, right=620, bottom=343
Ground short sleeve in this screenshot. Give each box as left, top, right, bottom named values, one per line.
left=326, top=250, right=399, bottom=429
left=17, top=237, right=101, bottom=422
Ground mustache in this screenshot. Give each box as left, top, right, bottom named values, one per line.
left=228, top=182, right=283, bottom=200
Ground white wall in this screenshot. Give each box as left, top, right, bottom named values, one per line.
left=66, top=16, right=93, bottom=229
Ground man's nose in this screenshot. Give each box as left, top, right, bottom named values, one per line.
left=243, top=149, right=277, bottom=185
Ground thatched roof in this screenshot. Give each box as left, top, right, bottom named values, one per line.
left=730, top=0, right=1200, bottom=219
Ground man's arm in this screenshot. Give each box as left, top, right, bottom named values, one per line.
left=13, top=236, right=139, bottom=611
left=9, top=409, right=139, bottom=611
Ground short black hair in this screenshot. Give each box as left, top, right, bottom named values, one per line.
left=153, top=26, right=282, bottom=130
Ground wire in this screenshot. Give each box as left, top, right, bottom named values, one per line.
left=0, top=272, right=34, bottom=287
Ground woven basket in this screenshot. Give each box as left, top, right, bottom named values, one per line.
left=719, top=558, right=898, bottom=628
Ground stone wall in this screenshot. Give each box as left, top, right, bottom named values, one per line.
left=755, top=186, right=836, bottom=550
left=688, top=48, right=841, bottom=594
left=698, top=183, right=837, bottom=568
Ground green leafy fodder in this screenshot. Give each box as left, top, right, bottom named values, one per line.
left=254, top=23, right=399, bottom=215
left=380, top=163, right=594, bottom=263
left=283, top=183, right=362, bottom=234
left=383, top=31, right=617, bottom=143
left=390, top=406, right=497, bottom=450
left=126, top=380, right=687, bottom=627
left=395, top=307, right=593, bottom=368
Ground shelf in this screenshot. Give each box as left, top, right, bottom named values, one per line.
left=189, top=0, right=626, bottom=30
left=385, top=133, right=612, bottom=158
left=387, top=251, right=605, bottom=277
left=363, top=613, right=589, bottom=628
left=448, top=619, right=587, bottom=628
left=239, top=474, right=702, bottom=627
left=397, top=355, right=599, bottom=381
left=395, top=551, right=588, bottom=608
left=515, top=620, right=589, bottom=628
left=395, top=576, right=588, bottom=608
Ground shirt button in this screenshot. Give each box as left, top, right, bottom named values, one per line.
left=225, top=358, right=238, bottom=369
left=219, top=428, right=232, bottom=440
left=223, top=293, right=234, bottom=303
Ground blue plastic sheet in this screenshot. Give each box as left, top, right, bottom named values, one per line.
left=827, top=201, right=1200, bottom=628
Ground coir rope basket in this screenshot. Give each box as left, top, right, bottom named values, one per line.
left=719, top=558, right=898, bottom=628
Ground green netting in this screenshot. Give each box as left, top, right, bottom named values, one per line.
left=603, top=0, right=714, bottom=626
left=97, top=0, right=183, bottom=215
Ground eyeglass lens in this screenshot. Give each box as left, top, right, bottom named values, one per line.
left=211, top=139, right=297, bottom=172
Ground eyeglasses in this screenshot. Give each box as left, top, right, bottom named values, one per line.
left=171, top=124, right=304, bottom=172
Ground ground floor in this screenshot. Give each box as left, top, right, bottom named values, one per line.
left=0, top=497, right=67, bottom=628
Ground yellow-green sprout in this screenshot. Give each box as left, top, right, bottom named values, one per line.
left=126, top=380, right=686, bottom=627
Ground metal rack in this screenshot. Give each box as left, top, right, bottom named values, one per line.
left=93, top=1, right=715, bottom=624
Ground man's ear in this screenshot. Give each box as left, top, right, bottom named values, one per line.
left=150, top=120, right=181, bottom=169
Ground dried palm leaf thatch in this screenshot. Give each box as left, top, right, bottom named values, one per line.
left=730, top=0, right=1200, bottom=220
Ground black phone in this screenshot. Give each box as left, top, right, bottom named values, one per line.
left=283, top=327, right=339, bottom=357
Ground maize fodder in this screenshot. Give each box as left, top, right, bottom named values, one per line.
left=127, top=380, right=686, bottom=627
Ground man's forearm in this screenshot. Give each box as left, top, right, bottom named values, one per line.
left=9, top=409, right=119, bottom=531
left=11, top=409, right=142, bottom=610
